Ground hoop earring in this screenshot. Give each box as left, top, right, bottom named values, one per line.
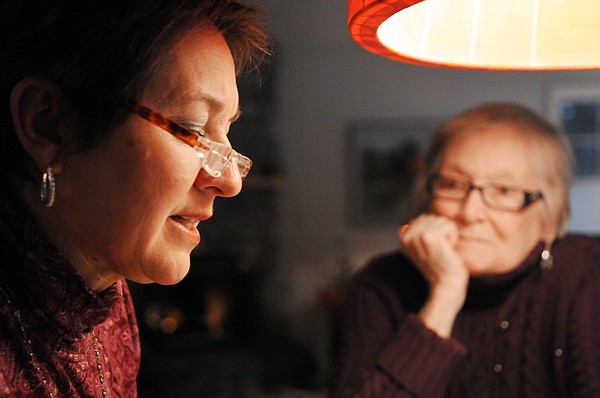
left=540, top=243, right=554, bottom=270
left=40, top=166, right=56, bottom=208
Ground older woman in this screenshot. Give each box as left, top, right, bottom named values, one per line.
left=0, top=0, right=270, bottom=396
left=332, top=103, right=600, bottom=397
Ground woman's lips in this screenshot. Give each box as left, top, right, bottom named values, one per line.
left=459, top=235, right=488, bottom=244
left=169, top=214, right=209, bottom=245
left=170, top=215, right=200, bottom=230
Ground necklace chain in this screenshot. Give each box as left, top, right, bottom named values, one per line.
left=0, top=286, right=108, bottom=397
left=92, top=330, right=108, bottom=398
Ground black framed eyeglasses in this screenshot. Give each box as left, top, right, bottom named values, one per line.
left=123, top=98, right=252, bottom=180
left=427, top=174, right=544, bottom=211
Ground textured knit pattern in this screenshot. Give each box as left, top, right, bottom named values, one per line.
left=331, top=235, right=600, bottom=398
left=0, top=195, right=140, bottom=397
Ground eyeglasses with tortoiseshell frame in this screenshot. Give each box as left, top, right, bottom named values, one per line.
left=123, top=98, right=252, bottom=180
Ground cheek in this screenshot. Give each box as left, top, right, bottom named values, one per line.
left=127, top=136, right=200, bottom=193
left=96, top=140, right=199, bottom=241
left=151, top=158, right=192, bottom=191
left=496, top=209, right=543, bottom=238
left=431, top=199, right=458, bottom=218
left=489, top=214, right=544, bottom=266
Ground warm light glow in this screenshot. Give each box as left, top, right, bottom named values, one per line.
left=349, top=0, right=600, bottom=70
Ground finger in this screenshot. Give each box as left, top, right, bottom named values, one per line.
left=398, top=223, right=411, bottom=238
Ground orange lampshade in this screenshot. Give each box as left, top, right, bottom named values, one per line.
left=348, top=0, right=600, bottom=70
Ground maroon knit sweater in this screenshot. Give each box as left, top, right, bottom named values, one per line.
left=331, top=235, right=600, bottom=398
left=0, top=196, right=140, bottom=397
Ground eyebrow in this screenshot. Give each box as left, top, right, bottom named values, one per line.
left=441, top=169, right=527, bottom=187
left=441, top=163, right=520, bottom=178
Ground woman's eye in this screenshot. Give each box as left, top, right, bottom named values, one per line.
left=183, top=124, right=206, bottom=137
left=440, top=179, right=463, bottom=190
left=494, top=186, right=517, bottom=196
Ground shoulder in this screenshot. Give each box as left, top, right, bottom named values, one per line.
left=354, top=250, right=420, bottom=285
left=546, top=234, right=600, bottom=288
left=552, top=234, right=600, bottom=271
left=349, top=251, right=428, bottom=312
left=554, top=233, right=600, bottom=251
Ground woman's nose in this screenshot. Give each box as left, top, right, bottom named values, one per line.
left=195, top=163, right=243, bottom=198
left=457, top=188, right=487, bottom=222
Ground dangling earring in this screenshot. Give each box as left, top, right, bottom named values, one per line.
left=540, top=242, right=554, bottom=270
left=40, top=165, right=56, bottom=207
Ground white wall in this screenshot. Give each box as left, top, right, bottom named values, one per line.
left=260, top=0, right=600, bottom=372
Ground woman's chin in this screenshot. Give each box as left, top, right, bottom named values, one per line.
left=465, top=261, right=515, bottom=277
left=140, top=261, right=191, bottom=285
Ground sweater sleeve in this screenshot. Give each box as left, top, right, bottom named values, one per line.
left=330, top=256, right=467, bottom=398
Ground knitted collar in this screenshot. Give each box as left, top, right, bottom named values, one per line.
left=464, top=242, right=544, bottom=309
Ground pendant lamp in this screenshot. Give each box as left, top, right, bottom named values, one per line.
left=348, top=0, right=600, bottom=70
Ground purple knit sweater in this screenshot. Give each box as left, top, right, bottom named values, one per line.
left=331, top=234, right=600, bottom=397
left=0, top=195, right=140, bottom=397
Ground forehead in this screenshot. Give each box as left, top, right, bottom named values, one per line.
left=440, top=124, right=539, bottom=183
left=142, top=25, right=238, bottom=111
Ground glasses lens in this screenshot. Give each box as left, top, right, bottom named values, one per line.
left=201, top=143, right=231, bottom=178
left=482, top=186, right=524, bottom=210
left=431, top=174, right=531, bottom=210
left=195, top=137, right=252, bottom=180
left=234, top=153, right=252, bottom=180
left=430, top=175, right=468, bottom=199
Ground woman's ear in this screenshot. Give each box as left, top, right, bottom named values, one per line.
left=10, top=76, right=71, bottom=175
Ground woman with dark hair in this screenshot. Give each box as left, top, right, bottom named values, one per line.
left=332, top=103, right=600, bottom=397
left=0, top=1, right=270, bottom=396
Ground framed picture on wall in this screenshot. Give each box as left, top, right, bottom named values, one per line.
left=546, top=82, right=600, bottom=177
left=345, top=118, right=441, bottom=226
left=546, top=82, right=600, bottom=234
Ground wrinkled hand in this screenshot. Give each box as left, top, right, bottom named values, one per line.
left=398, top=214, right=470, bottom=337
left=399, top=214, right=469, bottom=292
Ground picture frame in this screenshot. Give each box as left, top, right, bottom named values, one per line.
left=546, top=82, right=600, bottom=177
left=345, top=118, right=441, bottom=226
left=545, top=81, right=600, bottom=234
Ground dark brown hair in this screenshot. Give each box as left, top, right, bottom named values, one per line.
left=0, top=0, right=271, bottom=191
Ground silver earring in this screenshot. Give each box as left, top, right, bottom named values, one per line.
left=40, top=166, right=56, bottom=207
left=540, top=243, right=553, bottom=270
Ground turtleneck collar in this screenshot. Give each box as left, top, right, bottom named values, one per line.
left=463, top=242, right=545, bottom=309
